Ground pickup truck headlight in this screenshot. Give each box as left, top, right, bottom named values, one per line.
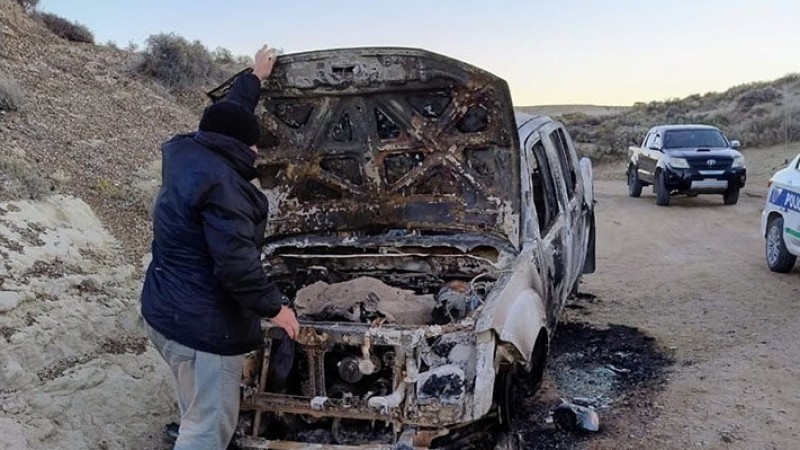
left=665, top=157, right=690, bottom=169
left=732, top=156, right=746, bottom=168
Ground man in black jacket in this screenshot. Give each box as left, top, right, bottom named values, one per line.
left=141, top=45, right=298, bottom=450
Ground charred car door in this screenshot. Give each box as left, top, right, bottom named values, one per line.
left=542, top=123, right=589, bottom=290
left=524, top=132, right=569, bottom=328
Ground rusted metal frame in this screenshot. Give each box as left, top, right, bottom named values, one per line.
left=237, top=436, right=391, bottom=450
left=310, top=347, right=326, bottom=396
left=392, top=345, right=405, bottom=397
left=242, top=393, right=400, bottom=422
left=297, top=153, right=369, bottom=196
left=242, top=391, right=465, bottom=429
left=256, top=85, right=507, bottom=188
left=272, top=252, right=493, bottom=276
left=304, top=96, right=373, bottom=193
left=254, top=97, right=330, bottom=165
left=281, top=323, right=427, bottom=349
left=264, top=233, right=515, bottom=255
left=379, top=84, right=503, bottom=197
left=251, top=338, right=273, bottom=437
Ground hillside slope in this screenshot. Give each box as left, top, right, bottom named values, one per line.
left=1, top=1, right=198, bottom=448
left=560, top=74, right=800, bottom=160
left=0, top=0, right=196, bottom=258
left=515, top=104, right=629, bottom=117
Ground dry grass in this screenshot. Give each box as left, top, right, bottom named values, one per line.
left=0, top=154, right=52, bottom=200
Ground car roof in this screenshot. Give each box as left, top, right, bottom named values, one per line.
left=650, top=124, right=721, bottom=133
left=515, top=113, right=554, bottom=133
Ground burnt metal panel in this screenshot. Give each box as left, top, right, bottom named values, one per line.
left=209, top=48, right=521, bottom=246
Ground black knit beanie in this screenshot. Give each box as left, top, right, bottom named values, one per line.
left=198, top=101, right=261, bottom=146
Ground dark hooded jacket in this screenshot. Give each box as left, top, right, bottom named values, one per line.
left=140, top=74, right=283, bottom=355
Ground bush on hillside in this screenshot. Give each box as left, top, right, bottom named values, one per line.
left=14, top=0, right=39, bottom=12
left=212, top=47, right=235, bottom=64
left=138, top=33, right=221, bottom=90
left=0, top=77, right=24, bottom=112
left=736, top=87, right=782, bottom=112
left=35, top=12, right=95, bottom=44
left=235, top=55, right=254, bottom=66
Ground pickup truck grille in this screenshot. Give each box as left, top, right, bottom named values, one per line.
left=687, top=157, right=732, bottom=169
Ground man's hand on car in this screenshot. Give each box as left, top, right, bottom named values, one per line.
left=271, top=305, right=299, bottom=339
left=252, top=45, right=278, bottom=81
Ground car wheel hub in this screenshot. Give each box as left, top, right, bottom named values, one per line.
left=767, top=225, right=782, bottom=264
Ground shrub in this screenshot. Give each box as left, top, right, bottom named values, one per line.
left=0, top=77, right=24, bottom=112
left=235, top=54, right=254, bottom=66
left=737, top=87, right=782, bottom=112
left=14, top=0, right=39, bottom=12
left=35, top=12, right=95, bottom=43
left=0, top=156, right=50, bottom=200
left=212, top=47, right=235, bottom=64
left=138, top=33, right=221, bottom=90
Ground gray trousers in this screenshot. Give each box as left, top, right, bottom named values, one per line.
left=145, top=321, right=243, bottom=450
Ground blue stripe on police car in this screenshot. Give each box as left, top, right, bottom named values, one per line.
left=770, top=187, right=800, bottom=213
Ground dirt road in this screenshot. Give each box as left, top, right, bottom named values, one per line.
left=566, top=146, right=800, bottom=449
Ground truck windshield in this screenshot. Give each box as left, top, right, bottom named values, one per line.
left=663, top=129, right=728, bottom=149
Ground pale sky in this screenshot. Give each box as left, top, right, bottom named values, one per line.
left=40, top=0, right=800, bottom=106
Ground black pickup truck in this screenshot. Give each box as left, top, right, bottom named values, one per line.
left=626, top=124, right=746, bottom=206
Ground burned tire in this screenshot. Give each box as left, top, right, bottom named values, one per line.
left=766, top=216, right=796, bottom=273
left=497, top=333, right=548, bottom=432
left=655, top=171, right=670, bottom=206
left=723, top=186, right=740, bottom=205
left=628, top=166, right=643, bottom=198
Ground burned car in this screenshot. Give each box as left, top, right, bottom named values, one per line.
left=208, top=48, right=596, bottom=449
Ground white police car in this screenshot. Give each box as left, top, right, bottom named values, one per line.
left=762, top=153, right=800, bottom=272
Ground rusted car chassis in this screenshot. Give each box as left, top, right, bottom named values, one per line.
left=207, top=48, right=589, bottom=448
left=232, top=235, right=521, bottom=448
left=239, top=320, right=497, bottom=448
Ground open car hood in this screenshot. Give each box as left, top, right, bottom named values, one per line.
left=209, top=48, right=521, bottom=247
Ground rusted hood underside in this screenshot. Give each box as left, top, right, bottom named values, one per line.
left=210, top=47, right=521, bottom=246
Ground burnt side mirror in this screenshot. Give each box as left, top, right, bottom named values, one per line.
left=730, top=140, right=741, bottom=150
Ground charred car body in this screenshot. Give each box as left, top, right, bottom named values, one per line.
left=208, top=48, right=596, bottom=449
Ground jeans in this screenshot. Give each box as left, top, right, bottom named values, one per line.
left=144, top=321, right=243, bottom=450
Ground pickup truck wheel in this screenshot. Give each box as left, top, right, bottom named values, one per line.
left=628, top=167, right=643, bottom=197
left=497, top=366, right=522, bottom=432
left=723, top=186, right=740, bottom=205
left=766, top=216, right=797, bottom=273
left=655, top=171, right=670, bottom=206
left=497, top=335, right=548, bottom=432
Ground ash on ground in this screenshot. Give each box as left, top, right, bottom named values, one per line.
left=508, top=315, right=673, bottom=449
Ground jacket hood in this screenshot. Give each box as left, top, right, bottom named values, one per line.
left=164, top=132, right=259, bottom=181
